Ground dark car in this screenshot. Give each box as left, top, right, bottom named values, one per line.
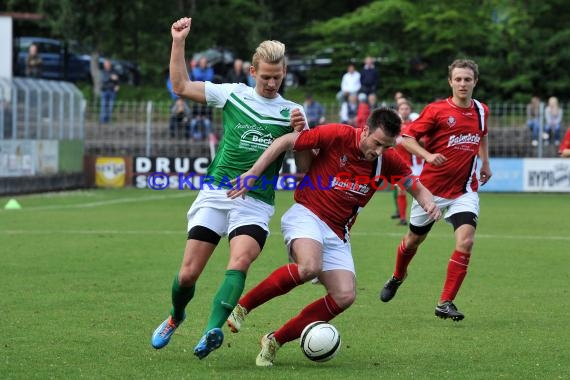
left=192, top=48, right=235, bottom=83
left=14, top=36, right=140, bottom=85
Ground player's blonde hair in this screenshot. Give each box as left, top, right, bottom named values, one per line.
left=252, top=40, right=286, bottom=69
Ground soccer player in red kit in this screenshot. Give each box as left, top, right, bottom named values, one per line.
left=379, top=59, right=492, bottom=321
left=559, top=127, right=570, bottom=157
left=226, top=108, right=441, bottom=366
left=394, top=99, right=424, bottom=226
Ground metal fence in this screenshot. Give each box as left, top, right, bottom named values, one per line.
left=82, top=99, right=567, bottom=158
left=0, top=77, right=85, bottom=140
left=1, top=77, right=567, bottom=159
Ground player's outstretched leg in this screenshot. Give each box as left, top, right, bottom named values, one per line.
left=193, top=328, right=224, bottom=359
left=227, top=304, right=248, bottom=333
left=256, top=332, right=281, bottom=367
left=435, top=301, right=464, bottom=321
left=151, top=314, right=185, bottom=349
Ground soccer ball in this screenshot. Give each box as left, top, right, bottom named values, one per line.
left=300, top=321, right=341, bottom=362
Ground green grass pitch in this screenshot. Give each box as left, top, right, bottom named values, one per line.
left=1, top=189, right=568, bottom=379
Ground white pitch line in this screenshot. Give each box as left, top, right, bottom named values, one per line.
left=0, top=229, right=568, bottom=241
left=6, top=192, right=193, bottom=211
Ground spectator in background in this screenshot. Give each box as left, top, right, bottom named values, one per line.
left=559, top=126, right=570, bottom=157
left=360, top=56, right=378, bottom=96
left=99, top=59, right=120, bottom=125
left=169, top=98, right=192, bottom=138
left=192, top=56, right=215, bottom=82
left=356, top=92, right=370, bottom=129
left=367, top=93, right=380, bottom=110
left=339, top=93, right=359, bottom=126
left=25, top=43, right=42, bottom=78
left=544, top=96, right=562, bottom=145
left=391, top=91, right=404, bottom=109
left=303, top=94, right=325, bottom=129
left=243, top=61, right=256, bottom=87
left=336, top=64, right=361, bottom=102
left=527, top=96, right=541, bottom=146
left=225, top=59, right=247, bottom=84
left=190, top=102, right=213, bottom=141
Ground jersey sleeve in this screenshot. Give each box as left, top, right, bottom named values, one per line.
left=293, top=124, right=341, bottom=151
left=403, top=105, right=436, bottom=140
left=205, top=82, right=243, bottom=108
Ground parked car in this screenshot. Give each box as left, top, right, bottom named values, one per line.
left=191, top=47, right=235, bottom=83
left=285, top=48, right=334, bottom=87
left=14, top=36, right=140, bottom=85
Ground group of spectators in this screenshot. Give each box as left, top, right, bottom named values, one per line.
left=168, top=56, right=259, bottom=140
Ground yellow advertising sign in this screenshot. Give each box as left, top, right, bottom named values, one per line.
left=95, top=157, right=126, bottom=188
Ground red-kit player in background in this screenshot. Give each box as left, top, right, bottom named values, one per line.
left=394, top=99, right=424, bottom=226
left=226, top=108, right=441, bottom=366
left=559, top=127, right=570, bottom=157
left=380, top=59, right=492, bottom=321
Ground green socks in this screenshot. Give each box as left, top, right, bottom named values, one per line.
left=205, top=269, right=246, bottom=332
left=170, top=274, right=195, bottom=322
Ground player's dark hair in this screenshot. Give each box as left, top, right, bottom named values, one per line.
left=448, top=59, right=479, bottom=80
left=367, top=107, right=401, bottom=138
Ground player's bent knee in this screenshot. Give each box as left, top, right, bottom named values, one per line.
left=331, top=291, right=356, bottom=310
left=228, top=224, right=268, bottom=250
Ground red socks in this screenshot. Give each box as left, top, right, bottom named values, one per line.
left=393, top=239, right=417, bottom=280
left=273, top=294, right=343, bottom=345
left=397, top=192, right=407, bottom=221
left=440, top=250, right=471, bottom=302
left=239, top=263, right=301, bottom=312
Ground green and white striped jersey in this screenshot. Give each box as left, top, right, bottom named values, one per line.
left=205, top=82, right=307, bottom=205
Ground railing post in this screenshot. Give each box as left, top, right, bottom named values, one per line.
left=538, top=102, right=544, bottom=158
left=146, top=100, right=153, bottom=157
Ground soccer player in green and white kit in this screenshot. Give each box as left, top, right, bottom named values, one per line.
left=151, top=17, right=311, bottom=359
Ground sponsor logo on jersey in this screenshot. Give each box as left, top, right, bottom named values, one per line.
left=447, top=116, right=456, bottom=128
left=447, top=133, right=481, bottom=147
left=339, top=154, right=348, bottom=168
left=331, top=174, right=372, bottom=196
left=239, top=129, right=274, bottom=151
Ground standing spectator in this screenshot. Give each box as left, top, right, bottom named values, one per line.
left=225, top=59, right=247, bottom=84
left=99, top=59, right=120, bottom=125
left=360, top=56, right=378, bottom=96
left=379, top=59, right=492, bottom=322
left=190, top=102, right=213, bottom=141
left=544, top=96, right=563, bottom=145
left=356, top=92, right=370, bottom=129
left=169, top=98, right=191, bottom=138
left=559, top=126, right=570, bottom=157
left=303, top=94, right=325, bottom=129
left=25, top=43, right=43, bottom=78
left=191, top=56, right=215, bottom=82
left=339, top=93, right=359, bottom=126
left=367, top=93, right=380, bottom=110
left=336, top=64, right=361, bottom=102
left=150, top=17, right=311, bottom=361
left=527, top=96, right=541, bottom=146
left=243, top=61, right=256, bottom=87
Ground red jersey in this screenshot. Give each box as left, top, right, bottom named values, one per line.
left=403, top=97, right=489, bottom=199
left=293, top=124, right=412, bottom=240
left=559, top=128, right=570, bottom=155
